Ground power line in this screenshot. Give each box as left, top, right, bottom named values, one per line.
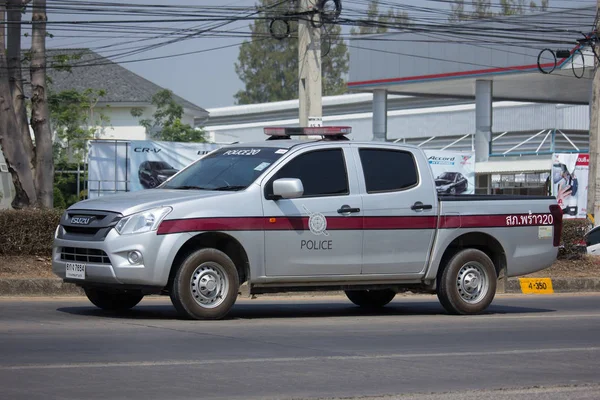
left=0, top=0, right=590, bottom=84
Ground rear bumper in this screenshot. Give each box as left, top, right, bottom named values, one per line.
left=52, top=229, right=192, bottom=288
left=507, top=247, right=559, bottom=277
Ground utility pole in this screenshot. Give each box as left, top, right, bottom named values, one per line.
left=588, top=0, right=600, bottom=226
left=298, top=0, right=322, bottom=127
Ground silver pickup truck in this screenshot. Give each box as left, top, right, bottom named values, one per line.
left=53, top=127, right=562, bottom=320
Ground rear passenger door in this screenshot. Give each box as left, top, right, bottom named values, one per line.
left=261, top=145, right=363, bottom=277
left=353, top=145, right=438, bottom=275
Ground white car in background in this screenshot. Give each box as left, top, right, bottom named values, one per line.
left=585, top=225, right=600, bottom=255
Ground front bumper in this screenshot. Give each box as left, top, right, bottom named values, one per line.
left=52, top=228, right=192, bottom=288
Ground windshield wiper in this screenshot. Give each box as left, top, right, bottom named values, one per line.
left=168, top=185, right=208, bottom=190
left=167, top=185, right=246, bottom=191
left=211, top=185, right=247, bottom=191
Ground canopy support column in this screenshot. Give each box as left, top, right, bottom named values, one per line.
left=475, top=80, right=493, bottom=162
left=372, top=89, right=387, bottom=142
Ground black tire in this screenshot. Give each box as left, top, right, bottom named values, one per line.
left=345, top=289, right=396, bottom=308
left=84, top=287, right=144, bottom=311
left=170, top=248, right=239, bottom=320
left=437, top=248, right=497, bottom=315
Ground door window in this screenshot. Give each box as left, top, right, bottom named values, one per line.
left=267, top=149, right=349, bottom=198
left=359, top=148, right=419, bottom=193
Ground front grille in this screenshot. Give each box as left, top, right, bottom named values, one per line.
left=60, top=247, right=111, bottom=264
left=58, top=210, right=123, bottom=242
left=63, top=226, right=101, bottom=236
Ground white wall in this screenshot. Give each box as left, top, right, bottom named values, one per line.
left=0, top=150, right=14, bottom=209
left=94, top=106, right=200, bottom=141
left=0, top=174, right=12, bottom=210
left=94, top=106, right=149, bottom=140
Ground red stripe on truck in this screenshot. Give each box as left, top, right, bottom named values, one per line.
left=157, top=213, right=554, bottom=235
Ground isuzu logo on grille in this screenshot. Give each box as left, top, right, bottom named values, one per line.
left=70, top=216, right=93, bottom=225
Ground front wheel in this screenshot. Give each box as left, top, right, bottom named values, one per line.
left=437, top=249, right=497, bottom=315
left=345, top=289, right=396, bottom=308
left=170, top=248, right=239, bottom=320
left=84, top=287, right=144, bottom=311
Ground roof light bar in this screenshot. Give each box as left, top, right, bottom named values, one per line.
left=264, top=126, right=352, bottom=137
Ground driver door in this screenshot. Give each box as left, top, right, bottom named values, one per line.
left=261, top=146, right=363, bottom=277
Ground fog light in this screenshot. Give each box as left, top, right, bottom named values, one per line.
left=127, top=250, right=143, bottom=265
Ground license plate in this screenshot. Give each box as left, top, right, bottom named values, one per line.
left=65, top=262, right=86, bottom=280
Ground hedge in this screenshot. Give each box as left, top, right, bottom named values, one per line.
left=558, top=218, right=590, bottom=260
left=0, top=209, right=64, bottom=256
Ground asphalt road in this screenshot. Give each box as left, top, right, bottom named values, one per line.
left=1, top=293, right=599, bottom=400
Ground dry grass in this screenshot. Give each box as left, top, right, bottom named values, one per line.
left=0, top=256, right=55, bottom=279
left=524, top=255, right=600, bottom=278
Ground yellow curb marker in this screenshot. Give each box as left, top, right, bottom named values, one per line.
left=519, top=278, right=554, bottom=294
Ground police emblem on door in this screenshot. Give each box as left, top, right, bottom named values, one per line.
left=303, top=205, right=329, bottom=236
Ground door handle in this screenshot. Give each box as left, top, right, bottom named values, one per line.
left=337, top=205, right=361, bottom=214
left=411, top=201, right=433, bottom=211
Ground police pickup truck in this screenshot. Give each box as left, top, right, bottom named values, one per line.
left=53, top=127, right=562, bottom=320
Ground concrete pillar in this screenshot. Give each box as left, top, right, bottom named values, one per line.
left=372, top=89, right=387, bottom=142
left=475, top=80, right=493, bottom=162
left=298, top=0, right=322, bottom=128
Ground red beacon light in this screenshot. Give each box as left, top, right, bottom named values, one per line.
left=264, top=126, right=352, bottom=141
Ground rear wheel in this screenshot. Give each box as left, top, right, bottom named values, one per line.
left=437, top=248, right=497, bottom=315
left=170, top=248, right=239, bottom=320
left=345, top=289, right=396, bottom=308
left=84, top=287, right=144, bottom=311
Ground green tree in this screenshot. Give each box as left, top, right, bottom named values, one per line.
left=350, top=0, right=411, bottom=35
left=234, top=0, right=349, bottom=104
left=450, top=0, right=549, bottom=22
left=49, top=88, right=109, bottom=165
left=131, top=89, right=206, bottom=143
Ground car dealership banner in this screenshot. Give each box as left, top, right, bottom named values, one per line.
left=87, top=140, right=222, bottom=197
left=424, top=150, right=475, bottom=195
left=551, top=153, right=589, bottom=219
left=129, top=140, right=221, bottom=191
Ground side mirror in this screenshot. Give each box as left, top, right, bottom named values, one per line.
left=272, top=178, right=304, bottom=200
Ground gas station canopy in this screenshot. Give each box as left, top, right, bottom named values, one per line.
left=348, top=6, right=595, bottom=105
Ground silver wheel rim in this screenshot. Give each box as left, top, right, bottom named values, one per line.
left=456, top=262, right=489, bottom=304
left=190, top=262, right=229, bottom=309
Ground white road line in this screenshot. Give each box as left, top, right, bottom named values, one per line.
left=458, top=313, right=600, bottom=321
left=2, top=347, right=599, bottom=371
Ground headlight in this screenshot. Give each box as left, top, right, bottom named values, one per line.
left=114, top=206, right=172, bottom=235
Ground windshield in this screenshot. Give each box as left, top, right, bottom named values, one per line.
left=438, top=172, right=457, bottom=181
left=161, top=147, right=287, bottom=191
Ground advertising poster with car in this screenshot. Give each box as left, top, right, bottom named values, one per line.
left=551, top=153, right=589, bottom=219
left=87, top=140, right=222, bottom=198
left=129, top=140, right=222, bottom=191
left=424, top=150, right=475, bottom=195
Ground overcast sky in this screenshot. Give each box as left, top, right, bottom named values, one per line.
left=35, top=0, right=596, bottom=110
